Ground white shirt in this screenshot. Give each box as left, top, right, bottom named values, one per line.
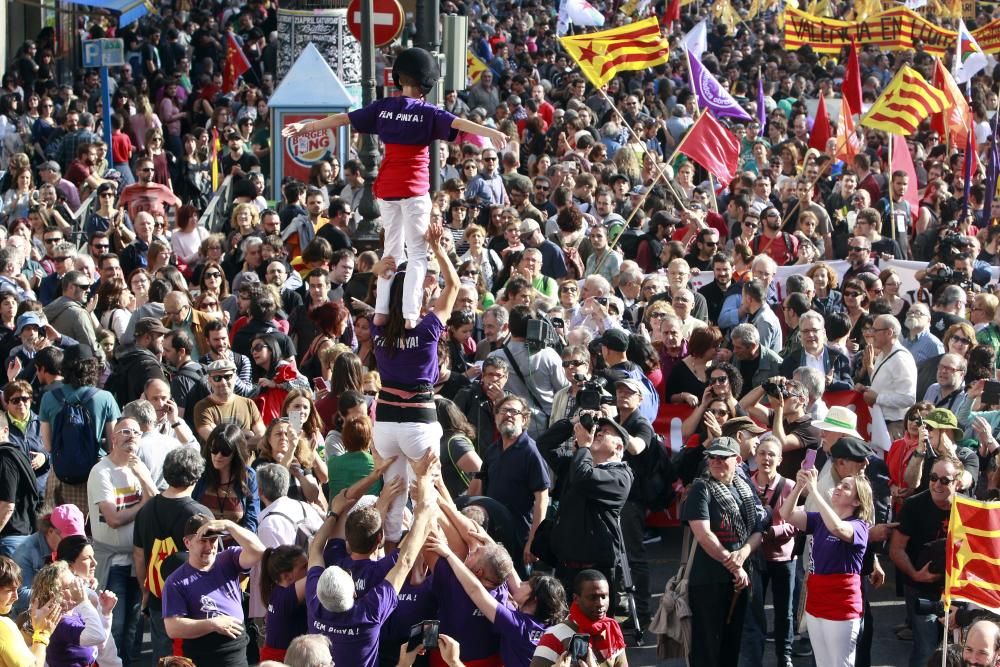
left=138, top=431, right=187, bottom=491
left=86, top=458, right=143, bottom=565
left=248, top=496, right=324, bottom=617
left=803, top=349, right=825, bottom=374
left=869, top=342, right=918, bottom=421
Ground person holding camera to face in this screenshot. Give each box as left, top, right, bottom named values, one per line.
left=903, top=408, right=978, bottom=496
left=740, top=377, right=821, bottom=477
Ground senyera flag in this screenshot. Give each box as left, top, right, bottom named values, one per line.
left=676, top=110, right=741, bottom=185
left=560, top=17, right=669, bottom=88
left=945, top=495, right=1000, bottom=612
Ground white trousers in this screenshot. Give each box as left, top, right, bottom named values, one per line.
left=805, top=612, right=861, bottom=667
left=375, top=194, right=433, bottom=322
left=372, top=419, right=442, bottom=542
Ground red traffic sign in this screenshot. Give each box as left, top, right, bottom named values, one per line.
left=347, top=0, right=405, bottom=48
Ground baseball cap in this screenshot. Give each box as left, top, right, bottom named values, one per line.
left=50, top=504, right=86, bottom=537
left=600, top=328, right=629, bottom=352
left=596, top=417, right=631, bottom=445
left=184, top=513, right=215, bottom=536
left=614, top=377, right=644, bottom=395
left=705, top=436, right=741, bottom=457
left=519, top=219, right=540, bottom=235
left=135, top=317, right=170, bottom=337
left=721, top=416, right=767, bottom=438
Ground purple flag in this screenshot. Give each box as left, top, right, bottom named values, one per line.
left=757, top=75, right=767, bottom=137
left=962, top=119, right=974, bottom=222
left=688, top=53, right=752, bottom=122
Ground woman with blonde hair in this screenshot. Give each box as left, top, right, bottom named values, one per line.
left=129, top=95, right=161, bottom=150
left=253, top=417, right=324, bottom=508
left=281, top=388, right=329, bottom=485
left=30, top=560, right=114, bottom=667
left=0, top=555, right=61, bottom=667
left=611, top=146, right=642, bottom=185
left=781, top=466, right=873, bottom=667
left=228, top=203, right=260, bottom=251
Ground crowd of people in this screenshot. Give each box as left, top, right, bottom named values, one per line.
left=2, top=0, right=1000, bottom=666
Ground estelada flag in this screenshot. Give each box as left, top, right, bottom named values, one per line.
left=467, top=50, right=488, bottom=86
left=560, top=17, right=669, bottom=88
left=676, top=111, right=741, bottom=185
left=222, top=32, right=251, bottom=93
left=809, top=95, right=832, bottom=153
left=946, top=495, right=1000, bottom=612
left=861, top=65, right=951, bottom=136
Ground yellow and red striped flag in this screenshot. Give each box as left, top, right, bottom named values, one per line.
left=210, top=128, right=220, bottom=191
left=860, top=65, right=952, bottom=136
left=559, top=17, right=669, bottom=88
left=467, top=50, right=488, bottom=86
left=946, top=495, right=1000, bottom=611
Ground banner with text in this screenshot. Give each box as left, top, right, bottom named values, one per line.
left=783, top=7, right=1000, bottom=56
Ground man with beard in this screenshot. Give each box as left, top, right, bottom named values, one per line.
left=107, top=318, right=170, bottom=405
left=962, top=619, right=1000, bottom=667
left=751, top=207, right=798, bottom=267
left=684, top=228, right=720, bottom=272
left=199, top=320, right=254, bottom=398
left=700, top=253, right=733, bottom=326
left=476, top=394, right=551, bottom=570
left=901, top=303, right=944, bottom=365
left=877, top=170, right=913, bottom=260
left=842, top=235, right=879, bottom=283
left=87, top=417, right=158, bottom=663
left=64, top=143, right=104, bottom=193
left=162, top=331, right=204, bottom=417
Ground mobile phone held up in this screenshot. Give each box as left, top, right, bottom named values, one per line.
left=407, top=620, right=440, bottom=652
left=802, top=448, right=818, bottom=471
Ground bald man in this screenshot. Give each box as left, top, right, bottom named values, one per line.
left=964, top=619, right=1000, bottom=667
left=161, top=290, right=218, bottom=358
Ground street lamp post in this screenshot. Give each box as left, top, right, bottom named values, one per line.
left=416, top=0, right=442, bottom=192
left=356, top=0, right=381, bottom=237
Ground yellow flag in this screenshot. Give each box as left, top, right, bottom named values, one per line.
left=711, top=0, right=739, bottom=33
left=746, top=0, right=764, bottom=20
left=466, top=50, right=487, bottom=86
left=559, top=17, right=670, bottom=88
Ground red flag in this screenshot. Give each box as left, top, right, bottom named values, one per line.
left=835, top=97, right=861, bottom=163
left=677, top=111, right=740, bottom=185
left=890, top=134, right=920, bottom=215
left=223, top=32, right=251, bottom=93
left=809, top=95, right=832, bottom=153
left=842, top=42, right=862, bottom=117
left=932, top=59, right=970, bottom=149
left=663, top=0, right=681, bottom=25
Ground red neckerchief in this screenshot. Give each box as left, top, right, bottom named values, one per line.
left=568, top=601, right=626, bottom=657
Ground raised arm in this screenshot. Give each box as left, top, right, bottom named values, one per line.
left=796, top=468, right=855, bottom=542
left=426, top=533, right=499, bottom=622
left=451, top=117, right=508, bottom=149
left=384, top=452, right=440, bottom=593
left=282, top=113, right=351, bottom=138
left=778, top=471, right=809, bottom=531
left=308, top=491, right=359, bottom=569
left=429, top=226, right=460, bottom=322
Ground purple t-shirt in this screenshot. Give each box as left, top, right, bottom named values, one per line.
left=372, top=311, right=444, bottom=387
left=48, top=613, right=97, bottom=667
left=381, top=576, right=437, bottom=646
left=348, top=97, right=458, bottom=199
left=323, top=537, right=399, bottom=593
left=307, top=566, right=398, bottom=667
left=264, top=583, right=307, bottom=649
left=162, top=547, right=247, bottom=620
left=494, top=603, right=546, bottom=667
left=806, top=512, right=869, bottom=575
left=432, top=557, right=506, bottom=661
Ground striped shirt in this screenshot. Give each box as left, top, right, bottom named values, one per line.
left=531, top=620, right=627, bottom=667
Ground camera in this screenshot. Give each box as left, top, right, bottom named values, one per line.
left=576, top=374, right=612, bottom=411
left=526, top=316, right=562, bottom=354
left=762, top=380, right=790, bottom=399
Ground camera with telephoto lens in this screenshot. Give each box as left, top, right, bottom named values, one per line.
left=526, top=316, right=563, bottom=354
left=762, top=380, right=790, bottom=399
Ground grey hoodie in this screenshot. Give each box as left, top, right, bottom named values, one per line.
left=43, top=296, right=103, bottom=362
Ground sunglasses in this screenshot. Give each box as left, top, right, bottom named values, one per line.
left=562, top=360, right=586, bottom=368
left=100, top=192, right=116, bottom=198
left=252, top=343, right=268, bottom=352
left=710, top=376, right=729, bottom=385
left=844, top=291, right=862, bottom=298
left=743, top=221, right=759, bottom=229
left=210, top=445, right=234, bottom=456
left=43, top=238, right=62, bottom=244
left=8, top=396, right=30, bottom=404
left=204, top=271, right=222, bottom=279
left=560, top=286, right=578, bottom=293
left=709, top=408, right=729, bottom=417
left=951, top=336, right=973, bottom=346
left=707, top=454, right=735, bottom=461
left=75, top=283, right=92, bottom=290
left=848, top=246, right=869, bottom=252
left=93, top=243, right=110, bottom=250
left=461, top=271, right=479, bottom=277
left=210, top=373, right=234, bottom=382
left=929, top=473, right=955, bottom=485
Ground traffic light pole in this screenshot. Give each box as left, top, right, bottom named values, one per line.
left=416, top=0, right=441, bottom=192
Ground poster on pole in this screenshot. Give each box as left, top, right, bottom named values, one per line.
left=276, top=8, right=362, bottom=105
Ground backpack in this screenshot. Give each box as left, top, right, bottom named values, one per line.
left=268, top=501, right=320, bottom=551
left=640, top=435, right=678, bottom=512
left=50, top=386, right=100, bottom=484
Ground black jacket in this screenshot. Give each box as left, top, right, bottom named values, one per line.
left=550, top=447, right=632, bottom=567
left=109, top=347, right=167, bottom=405
left=453, top=382, right=496, bottom=455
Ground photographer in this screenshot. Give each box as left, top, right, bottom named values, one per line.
left=903, top=408, right=978, bottom=496
left=454, top=357, right=510, bottom=451
left=488, top=305, right=569, bottom=437
left=740, top=377, right=821, bottom=476
left=890, top=456, right=965, bottom=667
left=549, top=346, right=608, bottom=425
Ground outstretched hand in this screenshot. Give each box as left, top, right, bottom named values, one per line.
left=281, top=122, right=308, bottom=138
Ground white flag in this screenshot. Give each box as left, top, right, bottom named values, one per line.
left=955, top=19, right=990, bottom=84
left=903, top=0, right=927, bottom=9
left=684, top=20, right=708, bottom=61
left=557, top=0, right=605, bottom=35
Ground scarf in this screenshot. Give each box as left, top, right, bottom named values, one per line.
left=568, top=601, right=626, bottom=657
left=704, top=473, right=757, bottom=549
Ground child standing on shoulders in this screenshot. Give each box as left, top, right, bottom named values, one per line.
left=282, top=48, right=506, bottom=329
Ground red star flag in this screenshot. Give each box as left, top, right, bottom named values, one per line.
left=932, top=59, right=971, bottom=149
left=467, top=50, right=488, bottom=85
left=946, top=495, right=1000, bottom=612
left=676, top=111, right=741, bottom=185
left=560, top=17, right=669, bottom=88
left=222, top=32, right=251, bottom=93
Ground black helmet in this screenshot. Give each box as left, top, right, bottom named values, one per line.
left=392, top=47, right=438, bottom=94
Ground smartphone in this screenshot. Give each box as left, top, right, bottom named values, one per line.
left=288, top=409, right=304, bottom=435
left=802, top=448, right=818, bottom=471
left=313, top=377, right=330, bottom=392
left=407, top=620, right=440, bottom=651
left=595, top=297, right=609, bottom=306
left=570, top=634, right=590, bottom=660
left=421, top=620, right=440, bottom=649
left=985, top=380, right=1000, bottom=406
left=551, top=317, right=565, bottom=329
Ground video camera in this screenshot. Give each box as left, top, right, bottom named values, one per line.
left=526, top=315, right=563, bottom=354
left=577, top=374, right=613, bottom=414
